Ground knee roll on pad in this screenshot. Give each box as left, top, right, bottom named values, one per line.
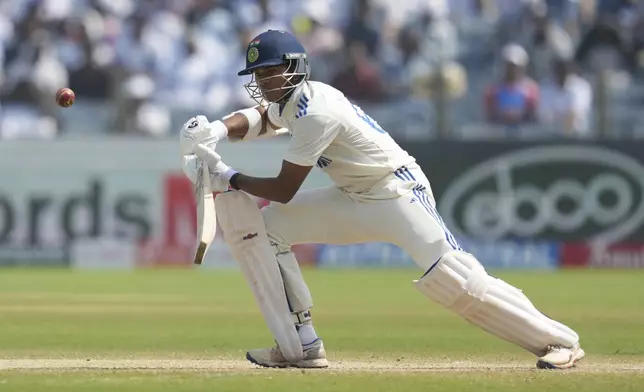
left=414, top=251, right=579, bottom=356
left=215, top=191, right=303, bottom=361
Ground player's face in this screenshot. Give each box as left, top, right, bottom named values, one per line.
left=504, top=62, right=523, bottom=81
left=254, top=64, right=290, bottom=102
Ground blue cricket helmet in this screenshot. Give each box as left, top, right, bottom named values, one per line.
left=238, top=30, right=311, bottom=105
left=238, top=29, right=307, bottom=76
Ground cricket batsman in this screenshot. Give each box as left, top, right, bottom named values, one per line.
left=179, top=29, right=585, bottom=370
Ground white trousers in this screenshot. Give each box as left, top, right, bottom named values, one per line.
left=257, top=166, right=581, bottom=356
left=262, top=166, right=460, bottom=271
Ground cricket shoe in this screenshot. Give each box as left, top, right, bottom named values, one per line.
left=246, top=339, right=328, bottom=369
left=536, top=342, right=585, bottom=369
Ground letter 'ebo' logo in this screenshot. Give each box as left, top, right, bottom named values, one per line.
left=439, top=146, right=644, bottom=243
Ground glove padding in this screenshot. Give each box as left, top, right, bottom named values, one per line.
left=180, top=115, right=219, bottom=156
left=194, top=144, right=237, bottom=186
left=181, top=154, right=229, bottom=193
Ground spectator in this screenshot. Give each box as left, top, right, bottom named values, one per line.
left=372, top=0, right=448, bottom=43
left=157, top=31, right=214, bottom=112
left=67, top=26, right=111, bottom=101
left=518, top=1, right=575, bottom=82
left=484, top=44, right=539, bottom=126
left=537, top=57, right=593, bottom=136
left=331, top=41, right=387, bottom=103
left=493, top=0, right=534, bottom=48
left=234, top=0, right=293, bottom=43
left=113, top=14, right=157, bottom=76
left=344, top=0, right=381, bottom=58
left=292, top=0, right=344, bottom=84
left=544, top=0, right=582, bottom=41
left=0, top=0, right=637, bottom=139
left=381, top=7, right=459, bottom=100
left=112, top=73, right=170, bottom=136
left=575, top=0, right=638, bottom=73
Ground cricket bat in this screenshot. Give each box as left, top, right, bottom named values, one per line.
left=194, top=160, right=216, bottom=265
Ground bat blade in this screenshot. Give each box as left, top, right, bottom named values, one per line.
left=194, top=161, right=216, bottom=265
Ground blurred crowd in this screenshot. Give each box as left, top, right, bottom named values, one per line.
left=0, top=0, right=643, bottom=139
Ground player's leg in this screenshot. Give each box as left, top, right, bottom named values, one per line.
left=413, top=251, right=584, bottom=368
left=214, top=191, right=306, bottom=365
left=226, top=186, right=372, bottom=368
left=263, top=184, right=380, bottom=344
left=371, top=167, right=584, bottom=369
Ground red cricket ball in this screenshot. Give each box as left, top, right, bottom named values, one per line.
left=56, top=88, right=75, bottom=108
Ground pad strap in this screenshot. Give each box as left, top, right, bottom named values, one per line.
left=291, top=310, right=312, bottom=326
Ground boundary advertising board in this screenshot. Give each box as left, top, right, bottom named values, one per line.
left=1, top=139, right=643, bottom=269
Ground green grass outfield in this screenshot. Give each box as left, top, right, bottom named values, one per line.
left=0, top=268, right=642, bottom=391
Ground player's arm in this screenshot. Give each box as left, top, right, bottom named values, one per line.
left=228, top=115, right=339, bottom=203
left=197, top=104, right=288, bottom=146
left=232, top=161, right=313, bottom=203
left=223, top=105, right=288, bottom=141
left=181, top=105, right=289, bottom=159
left=196, top=114, right=338, bottom=204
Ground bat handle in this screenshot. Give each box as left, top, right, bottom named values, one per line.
left=194, top=242, right=208, bottom=265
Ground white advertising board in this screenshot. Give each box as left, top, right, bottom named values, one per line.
left=0, top=137, right=329, bottom=268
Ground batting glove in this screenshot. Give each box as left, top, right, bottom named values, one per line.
left=193, top=144, right=238, bottom=187
left=181, top=154, right=230, bottom=193
left=180, top=115, right=221, bottom=156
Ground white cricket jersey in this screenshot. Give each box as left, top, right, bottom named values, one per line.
left=267, top=81, right=417, bottom=196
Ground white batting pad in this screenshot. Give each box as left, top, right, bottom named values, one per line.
left=215, top=191, right=303, bottom=362
left=414, top=251, right=579, bottom=356
left=276, top=251, right=313, bottom=317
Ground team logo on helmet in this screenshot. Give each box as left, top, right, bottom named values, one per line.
left=247, top=47, right=259, bottom=63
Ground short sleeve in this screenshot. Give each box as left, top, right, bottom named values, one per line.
left=283, top=115, right=340, bottom=167
left=267, top=103, right=289, bottom=129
